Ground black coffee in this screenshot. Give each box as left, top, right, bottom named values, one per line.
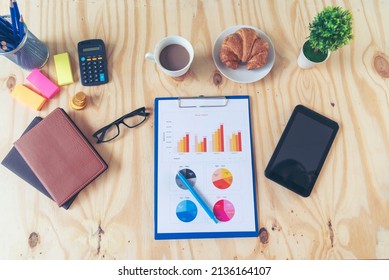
left=159, top=44, right=190, bottom=71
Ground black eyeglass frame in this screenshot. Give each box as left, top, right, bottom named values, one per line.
left=92, top=107, right=150, bottom=143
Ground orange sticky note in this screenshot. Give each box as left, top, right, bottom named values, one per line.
left=11, top=84, right=47, bottom=111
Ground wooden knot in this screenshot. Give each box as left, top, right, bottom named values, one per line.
left=6, top=75, right=16, bottom=91
left=328, top=220, right=334, bottom=248
left=28, top=232, right=40, bottom=248
left=374, top=54, right=389, bottom=78
left=213, top=71, right=223, bottom=86
left=258, top=227, right=269, bottom=244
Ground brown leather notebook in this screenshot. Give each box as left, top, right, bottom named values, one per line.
left=1, top=117, right=77, bottom=209
left=14, top=108, right=108, bottom=207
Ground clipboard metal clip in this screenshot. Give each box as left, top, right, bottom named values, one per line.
left=178, top=96, right=228, bottom=108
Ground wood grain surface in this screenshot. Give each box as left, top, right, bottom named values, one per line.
left=0, top=0, right=388, bottom=260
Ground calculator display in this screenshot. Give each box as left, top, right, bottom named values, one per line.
left=83, top=46, right=100, bottom=52
left=77, top=39, right=109, bottom=86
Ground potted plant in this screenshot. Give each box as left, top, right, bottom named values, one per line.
left=298, top=6, right=353, bottom=69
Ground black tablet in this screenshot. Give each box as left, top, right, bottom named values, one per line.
left=265, top=105, right=339, bottom=197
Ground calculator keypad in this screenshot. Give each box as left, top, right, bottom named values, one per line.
left=80, top=56, right=107, bottom=86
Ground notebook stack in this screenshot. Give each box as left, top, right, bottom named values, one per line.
left=1, top=108, right=108, bottom=209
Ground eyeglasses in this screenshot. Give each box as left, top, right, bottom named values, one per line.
left=92, top=107, right=150, bottom=143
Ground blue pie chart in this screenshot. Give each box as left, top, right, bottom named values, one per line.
left=176, top=200, right=198, bottom=222
left=176, top=168, right=196, bottom=190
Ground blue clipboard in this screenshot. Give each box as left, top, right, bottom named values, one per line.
left=154, top=95, right=258, bottom=239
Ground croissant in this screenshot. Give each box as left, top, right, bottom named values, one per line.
left=219, top=28, right=269, bottom=70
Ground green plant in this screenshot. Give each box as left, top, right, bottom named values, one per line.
left=305, top=6, right=353, bottom=62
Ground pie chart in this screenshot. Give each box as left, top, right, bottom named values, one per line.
left=176, top=168, right=196, bottom=190
left=213, top=199, right=235, bottom=222
left=176, top=200, right=198, bottom=222
left=212, top=168, right=233, bottom=189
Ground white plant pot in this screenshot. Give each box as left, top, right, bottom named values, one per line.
left=297, top=42, right=330, bottom=69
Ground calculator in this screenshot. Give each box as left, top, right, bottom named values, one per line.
left=77, top=39, right=109, bottom=86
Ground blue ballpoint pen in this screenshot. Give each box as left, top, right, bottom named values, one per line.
left=177, top=171, right=219, bottom=224
left=12, top=1, right=21, bottom=25
left=18, top=15, right=24, bottom=41
left=12, top=1, right=23, bottom=41
left=0, top=17, right=14, bottom=34
left=9, top=1, right=19, bottom=43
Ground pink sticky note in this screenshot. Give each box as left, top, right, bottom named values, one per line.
left=26, top=69, right=60, bottom=99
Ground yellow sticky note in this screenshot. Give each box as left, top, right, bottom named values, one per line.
left=54, top=52, right=74, bottom=86
left=11, top=84, right=47, bottom=111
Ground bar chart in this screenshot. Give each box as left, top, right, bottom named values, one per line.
left=212, top=124, right=225, bottom=152
left=175, top=124, right=243, bottom=153
left=195, top=136, right=207, bottom=152
left=177, top=133, right=190, bottom=153
left=229, top=132, right=242, bottom=152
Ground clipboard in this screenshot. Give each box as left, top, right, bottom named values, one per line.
left=154, top=95, right=258, bottom=239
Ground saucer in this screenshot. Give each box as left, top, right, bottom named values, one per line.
left=212, top=25, right=275, bottom=83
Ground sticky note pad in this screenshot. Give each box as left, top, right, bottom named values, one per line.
left=26, top=69, right=60, bottom=99
left=11, top=84, right=47, bottom=111
left=54, top=52, right=74, bottom=86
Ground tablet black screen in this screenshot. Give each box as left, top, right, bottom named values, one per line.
left=265, top=105, right=338, bottom=197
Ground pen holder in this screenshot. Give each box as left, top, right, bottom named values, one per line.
left=0, top=15, right=49, bottom=71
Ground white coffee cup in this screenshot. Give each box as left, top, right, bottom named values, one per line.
left=145, top=35, right=194, bottom=77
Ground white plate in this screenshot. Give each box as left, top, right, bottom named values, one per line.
left=212, top=25, right=275, bottom=83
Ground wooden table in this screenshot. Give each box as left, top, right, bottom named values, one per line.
left=0, top=0, right=388, bottom=260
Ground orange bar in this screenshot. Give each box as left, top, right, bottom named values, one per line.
left=232, top=134, right=237, bottom=152
left=217, top=129, right=220, bottom=152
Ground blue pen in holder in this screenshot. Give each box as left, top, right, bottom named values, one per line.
left=0, top=15, right=49, bottom=71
